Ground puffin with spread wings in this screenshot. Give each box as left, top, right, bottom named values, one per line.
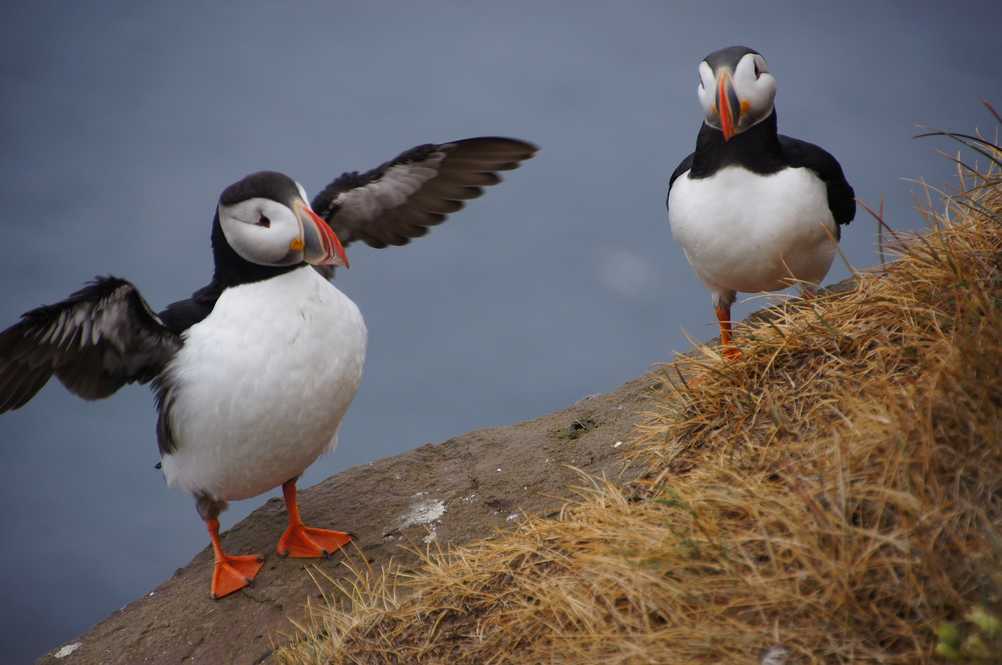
left=0, top=136, right=536, bottom=599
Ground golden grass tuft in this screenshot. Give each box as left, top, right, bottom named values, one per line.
left=278, top=133, right=1002, bottom=664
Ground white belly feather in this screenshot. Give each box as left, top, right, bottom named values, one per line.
left=160, top=266, right=367, bottom=501
left=668, top=166, right=838, bottom=295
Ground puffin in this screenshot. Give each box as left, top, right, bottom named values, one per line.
left=666, top=46, right=855, bottom=357
left=0, top=136, right=536, bottom=599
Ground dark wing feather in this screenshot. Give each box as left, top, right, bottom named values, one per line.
left=156, top=281, right=222, bottom=336
left=311, top=137, right=538, bottom=250
left=779, top=135, right=856, bottom=228
left=665, top=152, right=694, bottom=217
left=0, top=276, right=180, bottom=413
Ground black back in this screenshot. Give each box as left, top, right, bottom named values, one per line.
left=157, top=281, right=223, bottom=336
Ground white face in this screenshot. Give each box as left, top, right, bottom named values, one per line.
left=697, top=52, right=777, bottom=138
left=218, top=197, right=306, bottom=267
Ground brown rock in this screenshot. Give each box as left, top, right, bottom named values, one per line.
left=37, top=373, right=657, bottom=665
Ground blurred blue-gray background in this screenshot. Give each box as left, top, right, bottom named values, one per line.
left=1, top=1, right=998, bottom=661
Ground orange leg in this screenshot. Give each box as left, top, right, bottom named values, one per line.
left=715, top=304, right=742, bottom=360
left=206, top=518, right=263, bottom=600
left=276, top=479, right=352, bottom=558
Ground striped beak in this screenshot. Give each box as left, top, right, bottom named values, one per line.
left=715, top=70, right=740, bottom=142
left=295, top=200, right=349, bottom=268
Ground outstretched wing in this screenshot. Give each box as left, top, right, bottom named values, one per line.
left=0, top=276, right=181, bottom=412
left=311, top=136, right=538, bottom=249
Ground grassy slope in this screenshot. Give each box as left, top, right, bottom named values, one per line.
left=278, top=133, right=1002, bottom=664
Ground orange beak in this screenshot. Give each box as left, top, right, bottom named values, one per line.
left=716, top=71, right=738, bottom=142
left=298, top=201, right=349, bottom=268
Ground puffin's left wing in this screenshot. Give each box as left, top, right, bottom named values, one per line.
left=311, top=137, right=538, bottom=250
left=779, top=135, right=856, bottom=228
left=0, top=276, right=180, bottom=412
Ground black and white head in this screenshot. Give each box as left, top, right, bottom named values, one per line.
left=216, top=171, right=348, bottom=269
left=696, top=46, right=776, bottom=141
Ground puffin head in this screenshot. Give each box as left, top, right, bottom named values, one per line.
left=696, top=46, right=776, bottom=141
left=216, top=171, right=348, bottom=269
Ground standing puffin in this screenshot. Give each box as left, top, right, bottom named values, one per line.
left=0, top=137, right=536, bottom=599
left=667, top=46, right=855, bottom=357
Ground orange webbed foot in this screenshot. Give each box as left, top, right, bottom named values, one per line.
left=278, top=479, right=352, bottom=558
left=722, top=345, right=743, bottom=360
left=204, top=516, right=264, bottom=599
left=277, top=524, right=351, bottom=558
left=211, top=553, right=264, bottom=599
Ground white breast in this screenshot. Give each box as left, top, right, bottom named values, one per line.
left=668, top=165, right=838, bottom=295
left=160, top=266, right=367, bottom=502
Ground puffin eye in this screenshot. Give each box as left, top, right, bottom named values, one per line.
left=256, top=214, right=271, bottom=228
left=754, top=60, right=762, bottom=79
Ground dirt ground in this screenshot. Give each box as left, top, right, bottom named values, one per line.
left=37, top=371, right=662, bottom=665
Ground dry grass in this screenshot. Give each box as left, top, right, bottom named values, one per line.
left=278, top=132, right=1002, bottom=664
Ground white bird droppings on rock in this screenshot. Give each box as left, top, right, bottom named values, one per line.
left=54, top=642, right=82, bottom=659
left=613, top=440, right=623, bottom=448
left=398, top=498, right=446, bottom=529
left=506, top=513, right=520, bottom=522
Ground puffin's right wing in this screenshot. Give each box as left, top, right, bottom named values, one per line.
left=0, top=276, right=180, bottom=412
left=311, top=137, right=538, bottom=250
